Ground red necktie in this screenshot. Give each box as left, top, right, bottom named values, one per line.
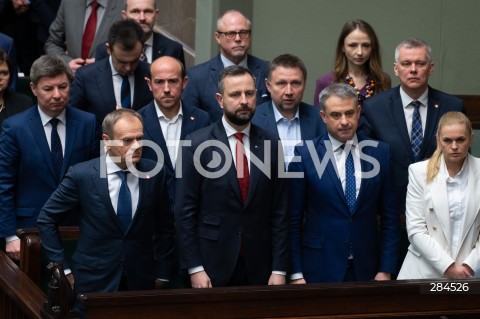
left=81, top=1, right=100, bottom=60
left=234, top=132, right=250, bottom=203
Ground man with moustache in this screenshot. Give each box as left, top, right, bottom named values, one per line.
left=138, top=56, right=210, bottom=204
left=175, top=65, right=289, bottom=288
left=252, top=54, right=326, bottom=167
left=182, top=10, right=270, bottom=122
left=95, top=0, right=185, bottom=65
left=38, top=109, right=175, bottom=307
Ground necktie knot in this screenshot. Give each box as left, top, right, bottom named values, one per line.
left=50, top=117, right=59, bottom=128
left=90, top=0, right=100, bottom=11
left=116, top=170, right=129, bottom=182
left=411, top=100, right=421, bottom=110
left=234, top=132, right=244, bottom=143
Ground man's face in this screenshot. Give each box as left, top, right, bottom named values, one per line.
left=320, top=96, right=360, bottom=143
left=216, top=73, right=256, bottom=127
left=30, top=73, right=70, bottom=118
left=214, top=12, right=251, bottom=64
left=147, top=57, right=187, bottom=113
left=103, top=115, right=143, bottom=169
left=266, top=66, right=305, bottom=117
left=108, top=41, right=143, bottom=75
left=122, top=0, right=158, bottom=36
left=394, top=46, right=434, bottom=95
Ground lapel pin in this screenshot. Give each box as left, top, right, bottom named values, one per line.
left=190, top=116, right=196, bottom=121
left=434, top=104, right=439, bottom=108
left=254, top=145, right=259, bottom=149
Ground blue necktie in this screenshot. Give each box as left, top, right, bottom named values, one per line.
left=120, top=75, right=131, bottom=108
left=410, top=101, right=423, bottom=162
left=116, top=171, right=132, bottom=233
left=344, top=146, right=356, bottom=214
left=50, top=118, right=63, bottom=180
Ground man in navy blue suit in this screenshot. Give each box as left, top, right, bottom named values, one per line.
left=95, top=0, right=185, bottom=66
left=289, top=83, right=399, bottom=283
left=38, top=109, right=174, bottom=302
left=0, top=55, right=99, bottom=261
left=138, top=56, right=210, bottom=204
left=182, top=10, right=270, bottom=122
left=359, top=38, right=464, bottom=218
left=252, top=54, right=326, bottom=168
left=69, top=19, right=153, bottom=125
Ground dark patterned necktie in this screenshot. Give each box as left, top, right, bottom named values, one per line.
left=344, top=146, right=356, bottom=214
left=50, top=118, right=63, bottom=179
left=116, top=171, right=132, bottom=233
left=120, top=75, right=131, bottom=108
left=410, top=101, right=423, bottom=162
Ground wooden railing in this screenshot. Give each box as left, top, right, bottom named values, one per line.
left=458, top=95, right=480, bottom=129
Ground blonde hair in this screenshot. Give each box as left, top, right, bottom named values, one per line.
left=426, top=112, right=472, bottom=183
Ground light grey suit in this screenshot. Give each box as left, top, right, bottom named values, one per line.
left=398, top=154, right=480, bottom=279
left=45, top=0, right=123, bottom=62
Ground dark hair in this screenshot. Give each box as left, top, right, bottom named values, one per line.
left=30, top=55, right=72, bottom=86
left=267, top=53, right=307, bottom=81
left=217, top=65, right=255, bottom=94
left=102, top=108, right=143, bottom=137
left=318, top=83, right=359, bottom=111
left=334, top=19, right=387, bottom=93
left=107, top=19, right=145, bottom=51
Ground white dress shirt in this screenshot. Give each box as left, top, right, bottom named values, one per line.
left=400, top=87, right=428, bottom=137
left=330, top=135, right=361, bottom=197
left=272, top=102, right=301, bottom=168
left=154, top=101, right=183, bottom=168
left=220, top=54, right=248, bottom=68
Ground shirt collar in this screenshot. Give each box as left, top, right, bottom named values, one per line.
left=400, top=86, right=429, bottom=109
left=154, top=100, right=183, bottom=122
left=87, top=0, right=105, bottom=7
left=328, top=134, right=359, bottom=152
left=144, top=33, right=153, bottom=47
left=222, top=116, right=250, bottom=138
left=220, top=54, right=248, bottom=68
left=105, top=153, right=128, bottom=174
left=38, top=106, right=67, bottom=127
left=272, top=101, right=299, bottom=123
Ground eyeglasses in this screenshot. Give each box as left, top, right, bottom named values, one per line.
left=217, top=30, right=251, bottom=40
left=0, top=70, right=9, bottom=77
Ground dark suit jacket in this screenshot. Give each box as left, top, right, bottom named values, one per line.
left=95, top=32, right=185, bottom=66
left=0, top=32, right=18, bottom=90
left=37, top=158, right=175, bottom=293
left=358, top=86, right=465, bottom=215
left=137, top=100, right=210, bottom=201
left=289, top=134, right=399, bottom=282
left=251, top=101, right=326, bottom=140
left=69, top=58, right=152, bottom=124
left=0, top=90, right=33, bottom=128
left=182, top=54, right=271, bottom=122
left=174, top=121, right=289, bottom=286
left=0, top=106, right=99, bottom=237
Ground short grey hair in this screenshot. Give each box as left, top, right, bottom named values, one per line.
left=394, top=37, right=432, bottom=63
left=102, top=109, right=143, bottom=137
left=318, top=83, right=358, bottom=111
left=30, top=55, right=72, bottom=86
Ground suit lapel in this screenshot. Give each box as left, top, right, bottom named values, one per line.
left=431, top=165, right=451, bottom=245
left=152, top=33, right=164, bottom=60
left=458, top=156, right=480, bottom=251
left=62, top=108, right=77, bottom=177
left=247, top=55, right=263, bottom=93
left=132, top=62, right=149, bottom=108
left=390, top=90, right=414, bottom=159
left=29, top=108, right=57, bottom=179
left=299, top=103, right=312, bottom=140
left=244, top=126, right=264, bottom=206
left=421, top=89, right=441, bottom=159
left=180, top=104, right=200, bottom=140
left=261, top=103, right=280, bottom=139
left=98, top=61, right=116, bottom=111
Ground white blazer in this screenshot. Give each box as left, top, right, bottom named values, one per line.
left=398, top=154, right=480, bottom=279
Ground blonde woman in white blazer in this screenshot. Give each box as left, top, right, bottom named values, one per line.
left=398, top=112, right=480, bottom=279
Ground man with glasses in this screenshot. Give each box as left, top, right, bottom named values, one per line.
left=95, top=0, right=185, bottom=66
left=182, top=10, right=270, bottom=122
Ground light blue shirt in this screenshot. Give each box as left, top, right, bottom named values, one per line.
left=272, top=102, right=301, bottom=168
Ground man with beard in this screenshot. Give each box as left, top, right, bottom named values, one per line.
left=95, top=0, right=185, bottom=66
left=182, top=10, right=270, bottom=122
left=252, top=54, right=326, bottom=168
left=175, top=65, right=289, bottom=288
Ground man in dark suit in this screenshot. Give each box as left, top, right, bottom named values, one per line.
left=175, top=65, right=289, bottom=288
left=182, top=10, right=270, bottom=122
left=38, top=109, right=174, bottom=300
left=289, top=83, right=399, bottom=283
left=0, top=55, right=99, bottom=261
left=359, top=38, right=464, bottom=218
left=45, top=0, right=123, bottom=75
left=138, top=56, right=209, bottom=204
left=95, top=0, right=185, bottom=66
left=252, top=54, right=326, bottom=167
left=69, top=19, right=153, bottom=125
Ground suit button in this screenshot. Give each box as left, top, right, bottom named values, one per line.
left=429, top=208, right=434, bottom=212
left=432, top=226, right=437, bottom=230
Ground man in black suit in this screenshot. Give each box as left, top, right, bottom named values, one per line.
left=175, top=65, right=289, bottom=288
left=138, top=56, right=210, bottom=204
left=69, top=19, right=153, bottom=124
left=95, top=0, right=185, bottom=66
left=359, top=37, right=464, bottom=217
left=38, top=108, right=174, bottom=297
